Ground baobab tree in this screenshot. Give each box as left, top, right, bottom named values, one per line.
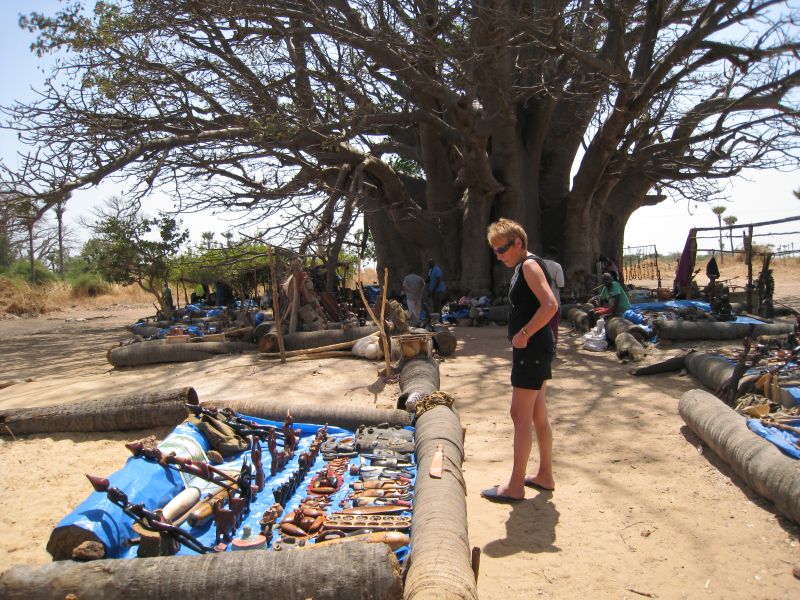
left=1, top=0, right=798, bottom=294
left=712, top=205, right=727, bottom=259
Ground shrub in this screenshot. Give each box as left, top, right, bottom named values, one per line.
left=6, top=259, right=57, bottom=284
left=69, top=273, right=112, bottom=298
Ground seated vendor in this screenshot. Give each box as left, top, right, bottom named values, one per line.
left=596, top=272, right=631, bottom=318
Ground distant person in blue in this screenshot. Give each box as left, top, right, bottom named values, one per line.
left=426, top=258, right=446, bottom=319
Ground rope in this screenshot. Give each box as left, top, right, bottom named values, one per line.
left=415, top=391, right=456, bottom=418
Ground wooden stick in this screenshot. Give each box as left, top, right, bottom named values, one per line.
left=260, top=337, right=368, bottom=358
left=380, top=267, right=392, bottom=378
left=268, top=247, right=287, bottom=364
left=760, top=419, right=800, bottom=436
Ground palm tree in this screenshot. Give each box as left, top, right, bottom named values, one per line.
left=723, top=215, right=738, bottom=256
left=712, top=205, right=727, bottom=263
left=200, top=231, right=215, bottom=250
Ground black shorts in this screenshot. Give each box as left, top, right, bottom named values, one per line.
left=511, top=345, right=553, bottom=390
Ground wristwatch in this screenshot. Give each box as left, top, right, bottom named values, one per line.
left=520, top=327, right=529, bottom=337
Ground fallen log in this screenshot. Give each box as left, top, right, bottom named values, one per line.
left=399, top=357, right=441, bottom=398
left=606, top=316, right=647, bottom=344
left=614, top=332, right=645, bottom=362
left=108, top=341, right=257, bottom=367
left=258, top=325, right=377, bottom=353
left=684, top=352, right=737, bottom=393
left=564, top=305, right=592, bottom=333
left=0, top=541, right=402, bottom=600
left=207, top=400, right=412, bottom=431
left=629, top=352, right=691, bottom=376
left=404, top=402, right=477, bottom=598
left=679, top=389, right=800, bottom=525
left=0, top=387, right=198, bottom=437
left=654, top=320, right=794, bottom=341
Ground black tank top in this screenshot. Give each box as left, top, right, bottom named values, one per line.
left=508, top=254, right=555, bottom=352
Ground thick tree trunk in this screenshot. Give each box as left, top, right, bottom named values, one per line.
left=654, top=321, right=794, bottom=342
left=0, top=387, right=198, bottom=436
left=0, top=543, right=403, bottom=600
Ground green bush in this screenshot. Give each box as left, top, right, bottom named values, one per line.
left=69, top=272, right=112, bottom=297
left=7, top=259, right=57, bottom=284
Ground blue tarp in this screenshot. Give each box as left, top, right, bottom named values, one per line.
left=747, top=419, right=800, bottom=459
left=54, top=417, right=414, bottom=559
left=628, top=300, right=765, bottom=324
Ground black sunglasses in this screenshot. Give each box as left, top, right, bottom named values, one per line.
left=493, top=240, right=515, bottom=255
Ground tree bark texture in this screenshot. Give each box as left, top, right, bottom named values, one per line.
left=679, top=389, right=800, bottom=525
left=0, top=387, right=198, bottom=436
left=0, top=542, right=403, bottom=600
left=108, top=342, right=258, bottom=367
left=654, top=321, right=794, bottom=342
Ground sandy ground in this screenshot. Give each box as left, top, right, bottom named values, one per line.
left=1, top=260, right=799, bottom=598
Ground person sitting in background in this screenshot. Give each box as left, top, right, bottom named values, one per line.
left=598, top=254, right=619, bottom=281
left=595, top=272, right=630, bottom=318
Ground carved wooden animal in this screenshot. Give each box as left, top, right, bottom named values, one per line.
left=251, top=437, right=265, bottom=492
left=212, top=500, right=238, bottom=545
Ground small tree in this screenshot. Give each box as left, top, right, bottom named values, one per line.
left=711, top=205, right=727, bottom=263
left=723, top=215, right=738, bottom=254
left=84, top=197, right=189, bottom=315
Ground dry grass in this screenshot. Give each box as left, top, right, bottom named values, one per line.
left=0, top=277, right=152, bottom=316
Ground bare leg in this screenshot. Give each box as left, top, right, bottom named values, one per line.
left=526, top=382, right=555, bottom=489
left=492, top=386, right=537, bottom=499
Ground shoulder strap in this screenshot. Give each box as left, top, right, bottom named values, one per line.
left=524, top=254, right=553, bottom=288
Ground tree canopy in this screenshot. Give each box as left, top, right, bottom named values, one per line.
left=1, top=0, right=798, bottom=294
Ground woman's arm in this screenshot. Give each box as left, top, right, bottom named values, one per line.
left=511, top=260, right=558, bottom=348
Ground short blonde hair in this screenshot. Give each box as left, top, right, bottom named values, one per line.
left=487, top=218, right=528, bottom=249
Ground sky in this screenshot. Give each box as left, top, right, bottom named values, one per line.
left=1, top=0, right=798, bottom=256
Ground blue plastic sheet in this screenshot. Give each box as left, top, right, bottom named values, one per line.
left=747, top=419, right=800, bottom=459
left=53, top=417, right=415, bottom=559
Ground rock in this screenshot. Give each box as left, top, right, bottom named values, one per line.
left=71, top=540, right=105, bottom=561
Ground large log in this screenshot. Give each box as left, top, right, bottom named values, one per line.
left=679, top=389, right=800, bottom=525
left=606, top=316, right=647, bottom=344
left=653, top=320, right=794, bottom=341
left=614, top=332, right=645, bottom=362
left=399, top=357, right=441, bottom=397
left=0, top=542, right=402, bottom=600
left=564, top=305, right=592, bottom=333
left=0, top=387, right=198, bottom=437
left=108, top=341, right=257, bottom=367
left=684, top=352, right=736, bottom=392
left=207, top=399, right=411, bottom=430
left=258, top=325, right=378, bottom=353
left=403, top=406, right=476, bottom=599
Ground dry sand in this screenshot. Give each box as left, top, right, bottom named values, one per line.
left=1, top=259, right=799, bottom=598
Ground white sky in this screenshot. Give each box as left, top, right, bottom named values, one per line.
left=1, top=1, right=798, bottom=255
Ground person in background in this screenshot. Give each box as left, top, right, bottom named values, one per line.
left=598, top=254, right=619, bottom=281
left=481, top=218, right=558, bottom=503
left=162, top=282, right=175, bottom=312
left=542, top=247, right=565, bottom=346
left=597, top=272, right=630, bottom=317
left=427, top=258, right=446, bottom=319
left=402, top=272, right=426, bottom=324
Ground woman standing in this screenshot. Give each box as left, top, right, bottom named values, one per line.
left=482, top=219, right=558, bottom=502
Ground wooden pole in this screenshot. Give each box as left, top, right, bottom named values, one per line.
left=289, top=258, right=301, bottom=334
left=356, top=263, right=392, bottom=377
left=746, top=225, right=754, bottom=313
left=268, top=247, right=287, bottom=363
left=380, top=267, right=392, bottom=377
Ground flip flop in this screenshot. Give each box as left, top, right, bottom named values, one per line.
left=480, top=486, right=523, bottom=503
left=523, top=478, right=555, bottom=492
